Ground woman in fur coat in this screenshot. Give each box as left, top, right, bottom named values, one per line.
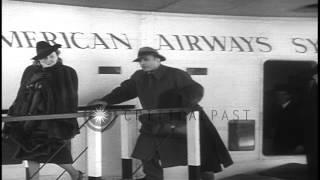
left=3, top=41, right=82, bottom=180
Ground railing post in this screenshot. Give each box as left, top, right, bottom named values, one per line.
left=87, top=120, right=102, bottom=179
left=120, top=114, right=132, bottom=180
left=24, top=160, right=29, bottom=180
left=187, top=111, right=201, bottom=180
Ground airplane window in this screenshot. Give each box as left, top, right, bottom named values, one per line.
left=262, top=60, right=317, bottom=156
left=186, top=68, right=208, bottom=75
left=98, top=66, right=122, bottom=74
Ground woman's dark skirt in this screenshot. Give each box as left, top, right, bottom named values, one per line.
left=12, top=128, right=74, bottom=164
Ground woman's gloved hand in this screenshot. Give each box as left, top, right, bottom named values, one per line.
left=28, top=72, right=48, bottom=85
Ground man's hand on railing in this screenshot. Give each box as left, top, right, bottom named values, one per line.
left=87, top=99, right=108, bottom=108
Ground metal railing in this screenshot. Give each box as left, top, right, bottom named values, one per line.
left=2, top=106, right=202, bottom=180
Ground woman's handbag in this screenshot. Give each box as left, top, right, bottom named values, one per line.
left=140, top=112, right=187, bottom=139
left=152, top=119, right=187, bottom=139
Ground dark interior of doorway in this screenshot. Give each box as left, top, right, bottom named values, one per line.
left=262, top=60, right=316, bottom=156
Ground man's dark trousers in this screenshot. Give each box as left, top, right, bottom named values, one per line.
left=142, top=151, right=164, bottom=180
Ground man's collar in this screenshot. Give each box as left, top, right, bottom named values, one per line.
left=146, top=65, right=166, bottom=79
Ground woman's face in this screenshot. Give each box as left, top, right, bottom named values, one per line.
left=39, top=51, right=58, bottom=68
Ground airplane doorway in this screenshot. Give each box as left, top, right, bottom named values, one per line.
left=262, top=60, right=317, bottom=156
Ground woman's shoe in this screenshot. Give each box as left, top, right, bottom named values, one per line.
left=76, top=171, right=84, bottom=180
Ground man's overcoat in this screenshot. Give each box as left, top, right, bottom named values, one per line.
left=102, top=64, right=233, bottom=172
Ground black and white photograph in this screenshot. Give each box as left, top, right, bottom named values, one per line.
left=1, top=0, right=318, bottom=180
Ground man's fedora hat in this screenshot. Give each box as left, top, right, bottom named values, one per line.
left=32, top=41, right=62, bottom=60
left=133, top=47, right=166, bottom=62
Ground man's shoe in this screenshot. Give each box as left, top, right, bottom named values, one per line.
left=201, top=172, right=215, bottom=180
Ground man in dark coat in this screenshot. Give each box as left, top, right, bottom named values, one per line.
left=301, top=66, right=318, bottom=180
left=272, top=84, right=305, bottom=154
left=89, top=47, right=233, bottom=180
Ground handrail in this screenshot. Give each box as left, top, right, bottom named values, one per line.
left=1, top=105, right=135, bottom=115
left=2, top=107, right=201, bottom=122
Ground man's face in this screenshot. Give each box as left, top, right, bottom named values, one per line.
left=39, top=51, right=58, bottom=68
left=313, top=74, right=318, bottom=85
left=275, top=91, right=291, bottom=105
left=138, top=54, right=161, bottom=72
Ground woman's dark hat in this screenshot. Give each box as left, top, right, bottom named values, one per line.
left=32, top=41, right=62, bottom=60
left=133, top=47, right=166, bottom=62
